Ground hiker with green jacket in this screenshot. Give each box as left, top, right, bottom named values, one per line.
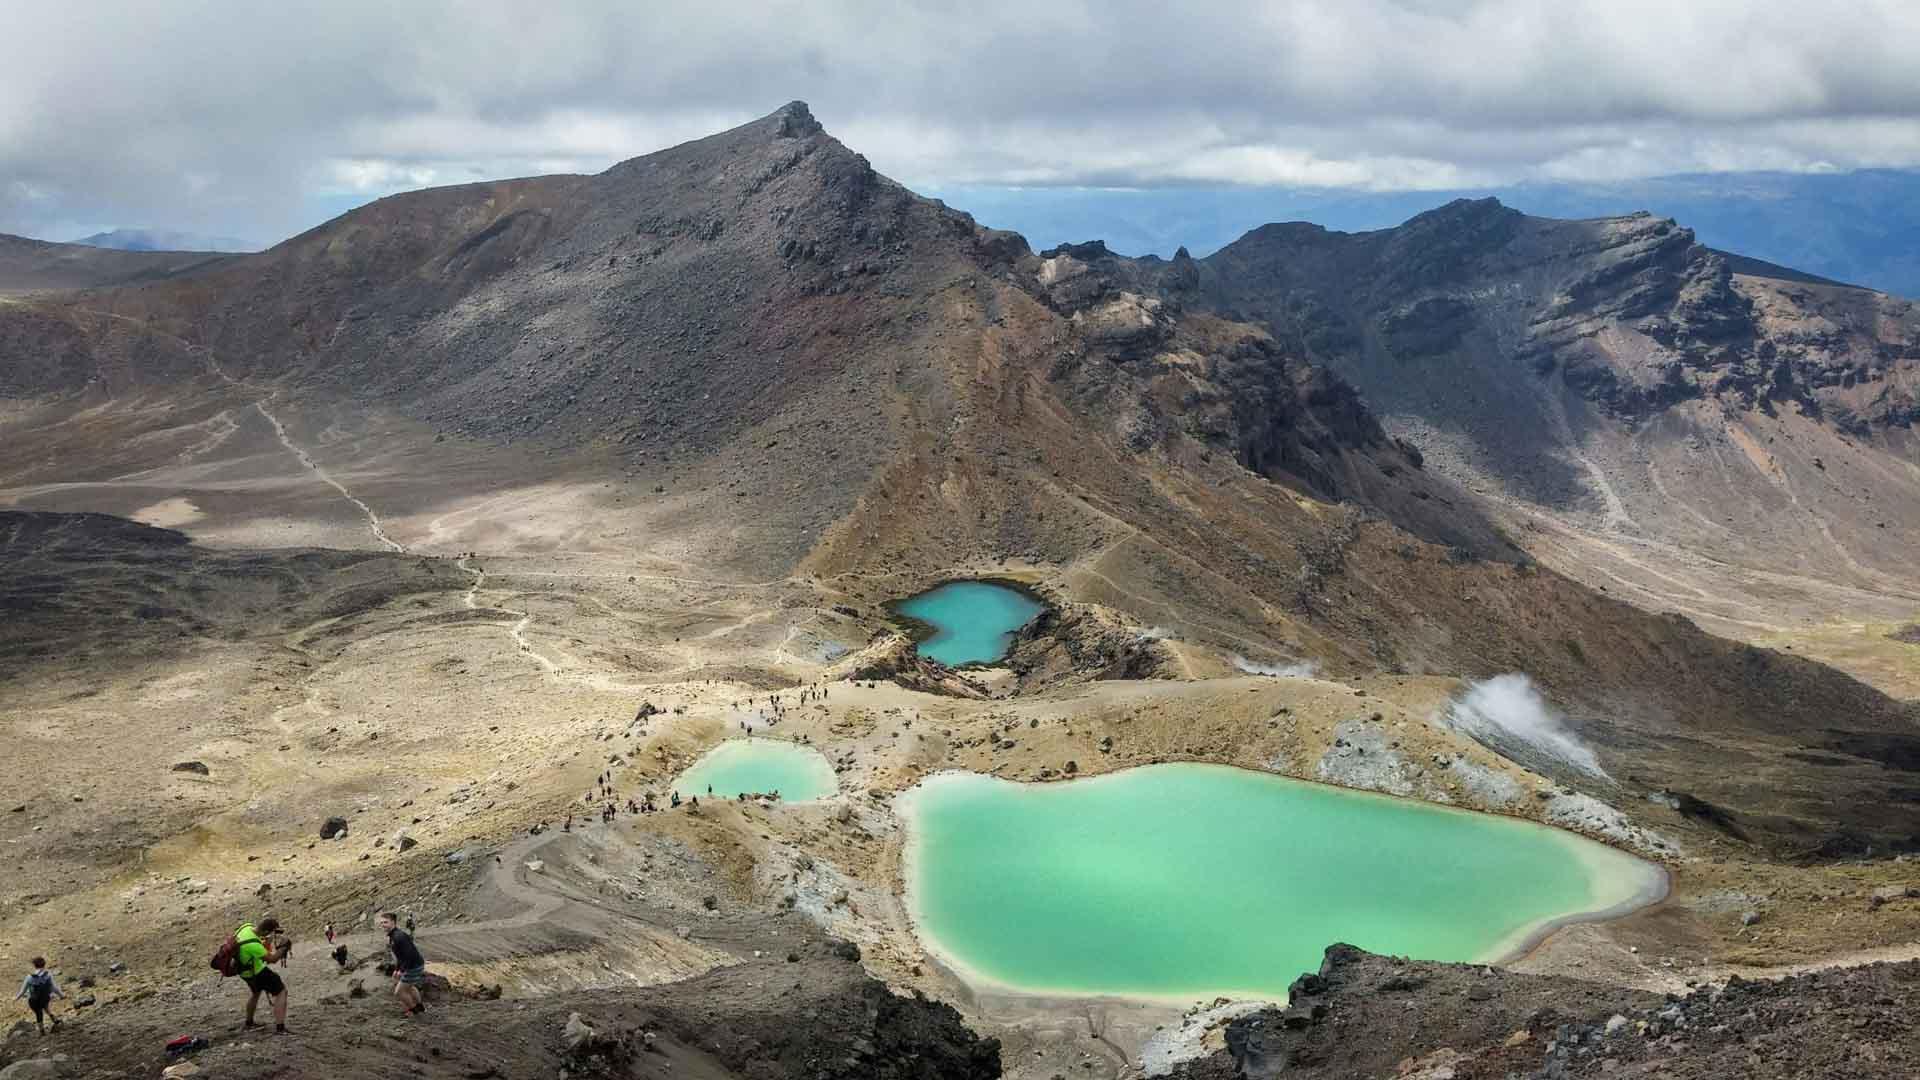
left=233, top=917, right=291, bottom=1034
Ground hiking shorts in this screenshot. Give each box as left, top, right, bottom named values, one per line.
left=242, top=968, right=285, bottom=996
left=27, top=994, right=49, bottom=1019
left=397, top=964, right=427, bottom=986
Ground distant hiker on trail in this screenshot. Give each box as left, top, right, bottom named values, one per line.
left=324, top=922, right=335, bottom=944
left=14, top=956, right=62, bottom=1035
left=231, top=917, right=291, bottom=1034
left=563, top=814, right=572, bottom=832
left=380, top=912, right=428, bottom=1017
left=405, top=913, right=416, bottom=934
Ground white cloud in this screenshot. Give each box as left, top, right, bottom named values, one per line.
left=3, top=1, right=1918, bottom=242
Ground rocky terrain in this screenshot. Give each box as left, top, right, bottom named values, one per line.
left=1170, top=201, right=1920, bottom=681
left=11, top=925, right=1002, bottom=1079
left=1168, top=943, right=1920, bottom=1079
left=0, top=104, right=1915, bottom=1079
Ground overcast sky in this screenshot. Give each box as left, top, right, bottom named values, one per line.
left=5, top=0, right=1919, bottom=246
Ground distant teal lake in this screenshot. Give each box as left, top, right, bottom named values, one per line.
left=892, top=580, right=1046, bottom=666
left=899, top=765, right=1663, bottom=1002
left=672, top=739, right=837, bottom=801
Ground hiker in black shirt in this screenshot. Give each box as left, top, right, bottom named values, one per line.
left=379, top=912, right=428, bottom=1017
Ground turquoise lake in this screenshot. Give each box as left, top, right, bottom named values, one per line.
left=892, top=580, right=1047, bottom=666
left=672, top=739, right=837, bottom=801
left=899, top=764, right=1663, bottom=1002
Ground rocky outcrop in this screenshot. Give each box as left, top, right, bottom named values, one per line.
left=826, top=634, right=990, bottom=698
left=1169, top=944, right=1920, bottom=1080
left=1002, top=602, right=1174, bottom=687
left=1007, top=240, right=1509, bottom=557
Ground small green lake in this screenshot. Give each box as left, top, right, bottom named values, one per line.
left=891, top=580, right=1047, bottom=666
left=899, top=764, right=1663, bottom=1002
left=672, top=739, right=837, bottom=801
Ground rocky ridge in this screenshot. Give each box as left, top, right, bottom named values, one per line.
left=1168, top=943, right=1920, bottom=1080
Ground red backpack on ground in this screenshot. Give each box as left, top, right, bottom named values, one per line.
left=209, top=932, right=243, bottom=977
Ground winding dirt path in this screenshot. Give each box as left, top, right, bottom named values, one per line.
left=254, top=400, right=405, bottom=553
left=456, top=555, right=563, bottom=674
left=299, top=827, right=743, bottom=978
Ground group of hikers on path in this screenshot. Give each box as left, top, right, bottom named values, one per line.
left=14, top=911, right=430, bottom=1041
left=218, top=911, right=429, bottom=1035
left=733, top=682, right=829, bottom=732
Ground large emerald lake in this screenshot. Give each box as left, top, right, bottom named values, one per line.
left=899, top=764, right=1663, bottom=1002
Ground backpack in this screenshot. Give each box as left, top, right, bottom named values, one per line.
left=25, top=971, right=52, bottom=1003
left=210, top=933, right=244, bottom=977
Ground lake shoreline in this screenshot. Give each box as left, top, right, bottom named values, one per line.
left=893, top=763, right=1672, bottom=1006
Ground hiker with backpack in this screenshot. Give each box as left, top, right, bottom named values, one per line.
left=13, top=957, right=62, bottom=1035
left=213, top=917, right=291, bottom=1034
left=380, top=912, right=428, bottom=1017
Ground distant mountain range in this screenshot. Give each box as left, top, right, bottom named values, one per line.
left=74, top=227, right=252, bottom=253
left=54, top=171, right=1920, bottom=300
left=930, top=169, right=1920, bottom=300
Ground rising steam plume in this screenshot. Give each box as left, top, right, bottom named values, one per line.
left=1231, top=655, right=1319, bottom=678
left=1444, top=673, right=1608, bottom=779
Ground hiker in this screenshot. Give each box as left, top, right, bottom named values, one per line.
left=379, top=912, right=428, bottom=1017
left=14, top=957, right=62, bottom=1035
left=405, top=913, right=416, bottom=934
left=331, top=944, right=350, bottom=970
left=324, top=922, right=335, bottom=945
left=232, top=917, right=291, bottom=1034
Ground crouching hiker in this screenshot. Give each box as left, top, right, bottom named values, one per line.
left=14, top=957, right=62, bottom=1035
left=380, top=912, right=428, bottom=1016
left=229, top=917, right=291, bottom=1034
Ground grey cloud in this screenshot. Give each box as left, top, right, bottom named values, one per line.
left=4, top=1, right=1918, bottom=243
